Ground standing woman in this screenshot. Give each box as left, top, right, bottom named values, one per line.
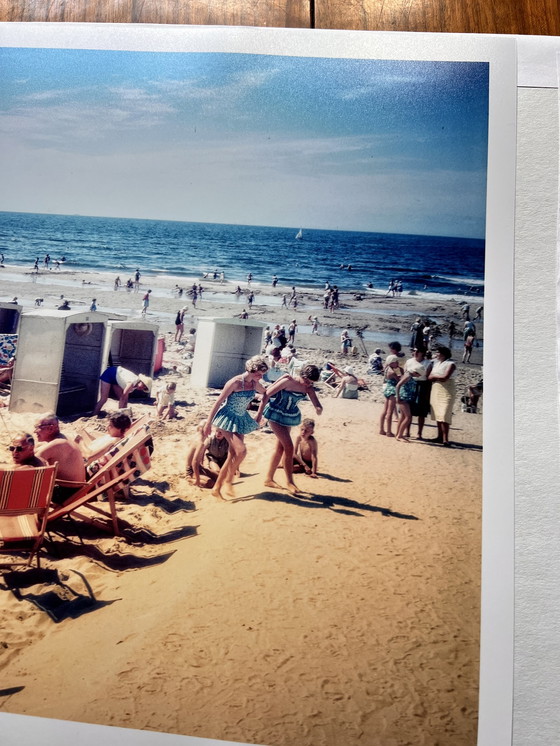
left=203, top=355, right=269, bottom=498
left=428, top=345, right=457, bottom=446
left=395, top=347, right=432, bottom=441
left=174, top=308, right=184, bottom=342
left=257, top=365, right=323, bottom=494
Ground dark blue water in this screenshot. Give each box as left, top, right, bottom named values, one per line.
left=0, top=212, right=484, bottom=298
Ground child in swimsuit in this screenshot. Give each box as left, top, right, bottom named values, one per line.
left=293, top=418, right=319, bottom=478
left=203, top=355, right=268, bottom=498
left=256, top=365, right=322, bottom=495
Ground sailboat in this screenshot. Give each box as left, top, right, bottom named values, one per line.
left=295, top=228, right=303, bottom=240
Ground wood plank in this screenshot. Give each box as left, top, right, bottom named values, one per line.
left=0, top=0, right=311, bottom=27
left=314, top=0, right=560, bottom=36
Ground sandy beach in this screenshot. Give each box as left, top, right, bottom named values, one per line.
left=0, top=266, right=483, bottom=746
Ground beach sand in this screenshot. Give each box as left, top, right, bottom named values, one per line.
left=0, top=266, right=483, bottom=746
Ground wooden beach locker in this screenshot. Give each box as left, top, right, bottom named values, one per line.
left=102, top=319, right=159, bottom=383
left=0, top=301, right=21, bottom=334
left=9, top=309, right=113, bottom=416
left=190, top=317, right=267, bottom=389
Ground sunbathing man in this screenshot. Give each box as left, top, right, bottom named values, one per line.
left=34, top=413, right=86, bottom=483
left=9, top=432, right=47, bottom=470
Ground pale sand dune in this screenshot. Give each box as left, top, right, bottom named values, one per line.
left=0, top=393, right=482, bottom=746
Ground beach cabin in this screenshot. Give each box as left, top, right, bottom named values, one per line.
left=0, top=301, right=21, bottom=335
left=190, top=317, right=267, bottom=389
left=102, top=319, right=159, bottom=383
left=9, top=309, right=113, bottom=416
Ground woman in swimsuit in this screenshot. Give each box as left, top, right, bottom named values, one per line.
left=203, top=355, right=268, bottom=498
left=256, top=365, right=323, bottom=494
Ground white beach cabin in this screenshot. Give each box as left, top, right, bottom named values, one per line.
left=9, top=309, right=112, bottom=416
left=190, top=317, right=267, bottom=389
left=101, top=319, right=159, bottom=397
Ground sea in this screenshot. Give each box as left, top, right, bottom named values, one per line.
left=0, top=212, right=484, bottom=302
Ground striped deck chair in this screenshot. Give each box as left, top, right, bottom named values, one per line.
left=76, top=413, right=153, bottom=468
left=48, top=427, right=153, bottom=536
left=0, top=465, right=58, bottom=568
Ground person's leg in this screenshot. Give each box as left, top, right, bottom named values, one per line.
left=213, top=433, right=246, bottom=497
left=441, top=422, right=451, bottom=444
left=417, top=416, right=425, bottom=439
left=93, top=381, right=112, bottom=415
left=385, top=398, right=396, bottom=436
left=379, top=399, right=389, bottom=435
left=266, top=422, right=299, bottom=493
left=396, top=402, right=411, bottom=441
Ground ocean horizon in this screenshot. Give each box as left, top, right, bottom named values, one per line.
left=0, top=211, right=485, bottom=301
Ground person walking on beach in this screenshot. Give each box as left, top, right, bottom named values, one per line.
left=134, top=269, right=141, bottom=292
left=90, top=298, right=97, bottom=312
left=202, top=355, right=269, bottom=499
left=257, top=364, right=323, bottom=495
left=248, top=291, right=255, bottom=309
left=428, top=345, right=457, bottom=446
left=288, top=320, right=297, bottom=344
left=272, top=275, right=278, bottom=288
left=141, top=289, right=151, bottom=316
left=114, top=276, right=121, bottom=291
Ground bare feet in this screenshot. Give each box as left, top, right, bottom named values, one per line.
left=395, top=437, right=409, bottom=442
left=379, top=430, right=386, bottom=436
left=264, top=479, right=282, bottom=489
left=386, top=432, right=395, bottom=438
left=211, top=487, right=226, bottom=500
left=286, top=482, right=301, bottom=495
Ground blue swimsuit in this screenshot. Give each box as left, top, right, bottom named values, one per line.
left=212, top=378, right=259, bottom=434
left=263, top=388, right=307, bottom=427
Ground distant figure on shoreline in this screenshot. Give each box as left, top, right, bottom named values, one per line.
left=134, top=269, right=141, bottom=292
left=272, top=275, right=278, bottom=287
left=114, top=276, right=121, bottom=290
left=141, top=289, right=151, bottom=316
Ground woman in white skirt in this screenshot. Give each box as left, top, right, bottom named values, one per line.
left=428, top=345, right=457, bottom=447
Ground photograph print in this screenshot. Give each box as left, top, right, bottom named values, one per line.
left=0, top=27, right=515, bottom=746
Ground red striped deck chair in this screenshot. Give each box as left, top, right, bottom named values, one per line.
left=48, top=427, right=153, bottom=536
left=0, top=465, right=58, bottom=568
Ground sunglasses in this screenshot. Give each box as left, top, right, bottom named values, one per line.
left=8, top=445, right=28, bottom=452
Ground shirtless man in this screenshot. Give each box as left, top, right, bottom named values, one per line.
left=9, top=432, right=47, bottom=470
left=34, top=413, right=86, bottom=482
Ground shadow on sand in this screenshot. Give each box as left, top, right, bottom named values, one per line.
left=232, top=489, right=418, bottom=520
left=0, top=567, right=117, bottom=623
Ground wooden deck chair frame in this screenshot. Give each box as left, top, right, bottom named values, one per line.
left=76, top=413, right=152, bottom=467
left=0, top=464, right=58, bottom=569
left=48, top=428, right=153, bottom=536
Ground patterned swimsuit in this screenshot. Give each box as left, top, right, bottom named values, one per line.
left=263, top=388, right=307, bottom=427
left=212, top=378, right=258, bottom=434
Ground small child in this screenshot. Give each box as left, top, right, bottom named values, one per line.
left=368, top=348, right=385, bottom=375
left=293, top=418, right=319, bottom=478
left=156, top=381, right=177, bottom=419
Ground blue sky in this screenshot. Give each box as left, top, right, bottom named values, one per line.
left=0, top=48, right=489, bottom=237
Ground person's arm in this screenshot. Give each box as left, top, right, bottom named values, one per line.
left=306, top=387, right=323, bottom=416
left=203, top=377, right=239, bottom=437
left=256, top=376, right=289, bottom=422
left=118, top=381, right=138, bottom=408
left=395, top=371, right=411, bottom=399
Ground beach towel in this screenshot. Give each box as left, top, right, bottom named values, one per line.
left=0, top=334, right=17, bottom=366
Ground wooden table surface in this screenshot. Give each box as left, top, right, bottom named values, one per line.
left=0, top=0, right=559, bottom=35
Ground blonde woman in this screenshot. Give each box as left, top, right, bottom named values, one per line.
left=203, top=355, right=268, bottom=498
